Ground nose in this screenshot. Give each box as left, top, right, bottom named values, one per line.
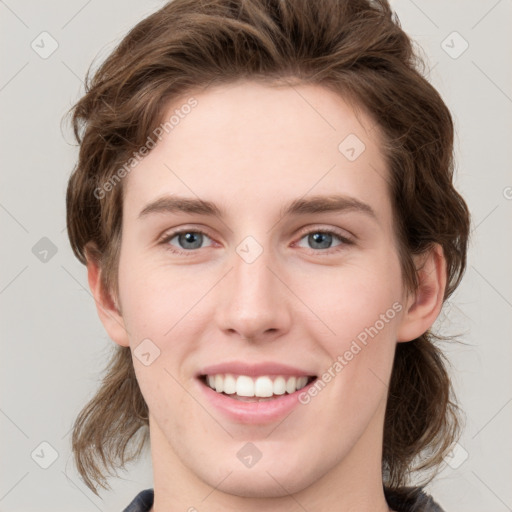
left=214, top=244, right=292, bottom=344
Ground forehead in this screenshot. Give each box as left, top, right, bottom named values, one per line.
left=122, top=80, right=392, bottom=225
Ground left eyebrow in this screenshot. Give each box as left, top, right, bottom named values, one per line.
left=137, top=194, right=377, bottom=222
left=280, top=194, right=377, bottom=221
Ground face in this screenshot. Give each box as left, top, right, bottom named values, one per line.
left=115, top=81, right=409, bottom=497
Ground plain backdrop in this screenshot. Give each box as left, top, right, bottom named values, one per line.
left=1, top=1, right=511, bottom=511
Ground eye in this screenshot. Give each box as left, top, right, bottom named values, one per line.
left=159, top=226, right=353, bottom=256
left=295, top=228, right=353, bottom=253
left=160, top=229, right=214, bottom=255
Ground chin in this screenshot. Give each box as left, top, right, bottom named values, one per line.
left=214, top=467, right=313, bottom=498
left=195, top=453, right=321, bottom=499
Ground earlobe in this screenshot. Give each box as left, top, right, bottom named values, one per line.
left=396, top=244, right=447, bottom=343
left=85, top=245, right=130, bottom=348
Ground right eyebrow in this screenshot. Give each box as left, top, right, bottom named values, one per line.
left=138, top=196, right=223, bottom=219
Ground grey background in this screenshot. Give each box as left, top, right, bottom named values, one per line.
left=1, top=1, right=511, bottom=511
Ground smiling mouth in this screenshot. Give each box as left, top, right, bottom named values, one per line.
left=199, top=374, right=317, bottom=402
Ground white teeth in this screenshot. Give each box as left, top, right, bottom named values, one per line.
left=297, top=376, right=308, bottom=389
left=204, top=374, right=313, bottom=397
left=273, top=376, right=286, bottom=395
left=214, top=374, right=224, bottom=393
left=254, top=376, right=273, bottom=397
left=285, top=376, right=297, bottom=394
left=236, top=375, right=255, bottom=397
left=223, top=374, right=236, bottom=394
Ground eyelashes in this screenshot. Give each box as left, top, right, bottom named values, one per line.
left=158, top=226, right=354, bottom=257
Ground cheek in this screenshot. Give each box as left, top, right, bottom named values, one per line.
left=296, top=254, right=403, bottom=339
left=299, top=272, right=401, bottom=442
left=117, top=249, right=204, bottom=336
left=299, top=255, right=403, bottom=393
left=117, top=257, right=213, bottom=404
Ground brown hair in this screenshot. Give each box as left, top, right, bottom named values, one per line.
left=65, top=0, right=470, bottom=497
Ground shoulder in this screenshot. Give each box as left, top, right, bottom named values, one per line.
left=384, top=486, right=445, bottom=512
left=122, top=489, right=154, bottom=512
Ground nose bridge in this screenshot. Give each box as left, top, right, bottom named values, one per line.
left=215, top=238, right=291, bottom=341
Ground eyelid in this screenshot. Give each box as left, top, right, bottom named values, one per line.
left=293, top=224, right=355, bottom=243
left=157, top=224, right=215, bottom=243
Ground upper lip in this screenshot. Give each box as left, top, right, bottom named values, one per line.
left=197, top=361, right=317, bottom=378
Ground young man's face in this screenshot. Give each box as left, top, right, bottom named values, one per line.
left=101, top=81, right=426, bottom=498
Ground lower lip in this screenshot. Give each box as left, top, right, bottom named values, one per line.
left=197, top=378, right=316, bottom=424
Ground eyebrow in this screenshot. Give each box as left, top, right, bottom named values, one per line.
left=138, top=194, right=377, bottom=221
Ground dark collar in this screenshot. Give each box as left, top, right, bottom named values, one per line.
left=123, top=487, right=444, bottom=512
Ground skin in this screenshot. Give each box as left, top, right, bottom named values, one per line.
left=87, top=80, right=446, bottom=512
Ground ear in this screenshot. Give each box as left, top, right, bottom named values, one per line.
left=85, top=245, right=130, bottom=347
left=397, top=244, right=447, bottom=342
